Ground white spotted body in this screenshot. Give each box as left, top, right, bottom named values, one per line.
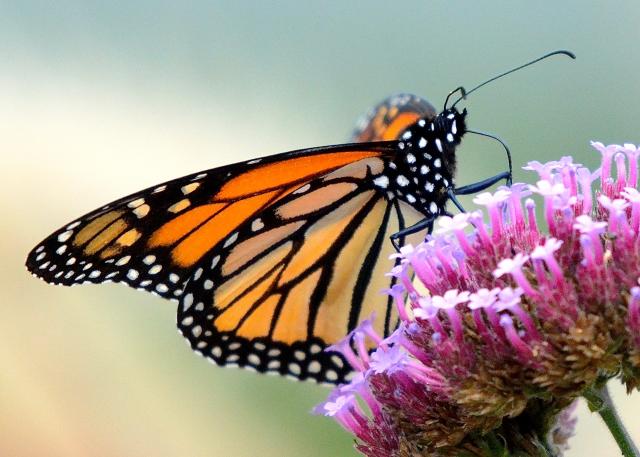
left=371, top=107, right=467, bottom=217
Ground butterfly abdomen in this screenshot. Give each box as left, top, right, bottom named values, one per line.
left=371, top=107, right=467, bottom=217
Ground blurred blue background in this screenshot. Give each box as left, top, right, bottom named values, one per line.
left=2, top=1, right=639, bottom=455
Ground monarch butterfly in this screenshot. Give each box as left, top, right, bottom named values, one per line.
left=25, top=50, right=574, bottom=384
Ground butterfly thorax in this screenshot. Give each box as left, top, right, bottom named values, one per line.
left=371, top=107, right=467, bottom=217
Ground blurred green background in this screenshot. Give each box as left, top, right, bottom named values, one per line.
left=2, top=1, right=639, bottom=456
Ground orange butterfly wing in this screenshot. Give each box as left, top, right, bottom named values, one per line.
left=26, top=143, right=395, bottom=301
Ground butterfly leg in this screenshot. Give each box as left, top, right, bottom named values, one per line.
left=390, top=216, right=436, bottom=252
left=453, top=170, right=512, bottom=195
left=446, top=189, right=466, bottom=213
left=464, top=130, right=513, bottom=186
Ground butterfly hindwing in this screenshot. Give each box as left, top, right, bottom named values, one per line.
left=177, top=159, right=425, bottom=383
left=351, top=93, right=437, bottom=142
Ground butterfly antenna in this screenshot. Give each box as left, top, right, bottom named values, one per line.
left=448, top=50, right=575, bottom=109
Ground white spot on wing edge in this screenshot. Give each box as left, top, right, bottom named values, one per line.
left=248, top=354, right=261, bottom=366
left=58, top=230, right=73, bottom=242
left=66, top=221, right=81, bottom=230
left=183, top=293, right=194, bottom=311
left=127, top=269, right=139, bottom=280
left=325, top=370, right=338, bottom=382
left=127, top=198, right=145, bottom=208
left=115, top=255, right=131, bottom=266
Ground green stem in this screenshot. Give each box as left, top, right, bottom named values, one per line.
left=583, top=384, right=639, bottom=457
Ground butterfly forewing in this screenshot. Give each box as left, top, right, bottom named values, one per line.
left=26, top=143, right=395, bottom=300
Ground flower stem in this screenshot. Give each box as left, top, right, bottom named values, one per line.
left=583, top=383, right=640, bottom=457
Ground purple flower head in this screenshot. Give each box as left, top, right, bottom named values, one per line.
left=319, top=142, right=640, bottom=457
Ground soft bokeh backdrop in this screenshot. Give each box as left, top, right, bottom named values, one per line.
left=2, top=1, right=639, bottom=456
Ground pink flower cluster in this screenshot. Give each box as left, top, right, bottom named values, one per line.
left=317, top=142, right=640, bottom=456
